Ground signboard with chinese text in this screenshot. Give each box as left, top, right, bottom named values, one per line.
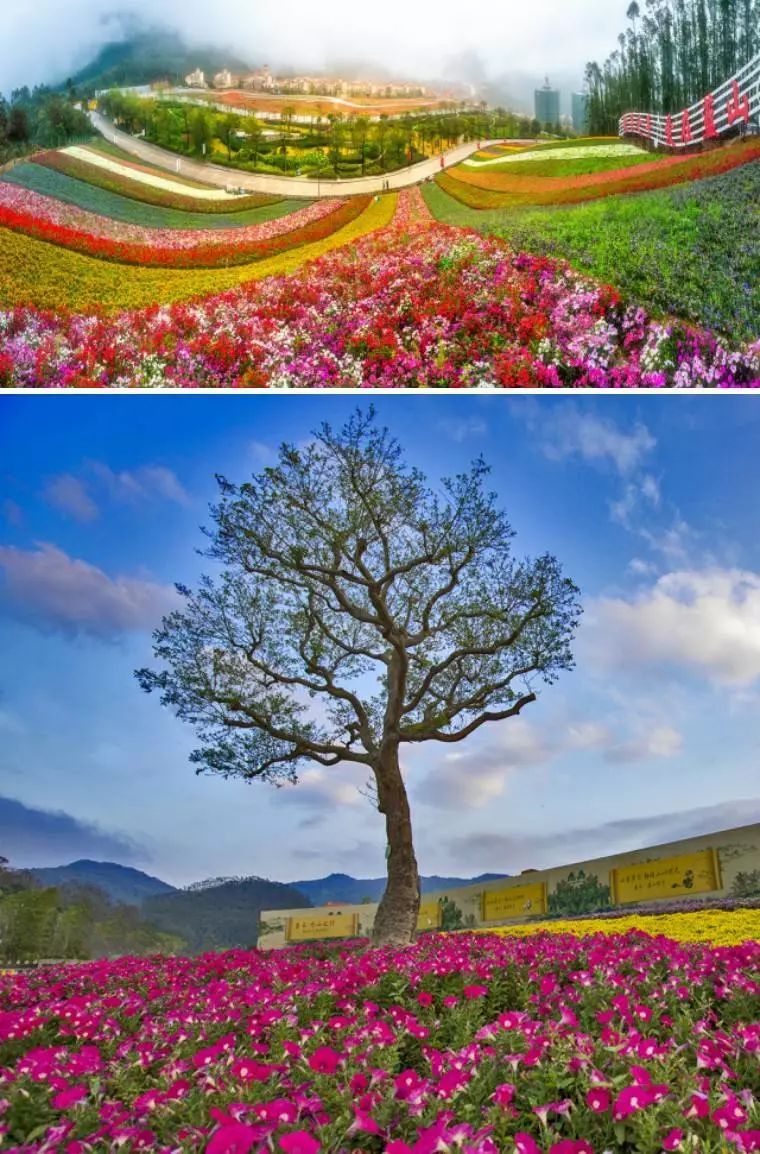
left=482, top=881, right=547, bottom=921
left=619, top=51, right=760, bottom=147
left=286, top=912, right=358, bottom=942
left=611, top=848, right=721, bottom=904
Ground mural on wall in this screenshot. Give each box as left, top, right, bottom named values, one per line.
left=547, top=870, right=612, bottom=917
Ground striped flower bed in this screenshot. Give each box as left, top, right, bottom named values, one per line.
left=441, top=138, right=760, bottom=207
left=33, top=150, right=283, bottom=213
left=1, top=191, right=757, bottom=387
left=0, top=186, right=366, bottom=268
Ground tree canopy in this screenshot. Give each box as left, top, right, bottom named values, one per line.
left=137, top=409, right=581, bottom=945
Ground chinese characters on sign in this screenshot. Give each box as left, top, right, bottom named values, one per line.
left=611, top=848, right=721, bottom=905
left=619, top=54, right=759, bottom=146
left=481, top=882, right=548, bottom=922
left=286, top=912, right=359, bottom=942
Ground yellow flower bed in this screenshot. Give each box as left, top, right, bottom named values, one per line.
left=0, top=193, right=397, bottom=314
left=481, top=909, right=760, bottom=947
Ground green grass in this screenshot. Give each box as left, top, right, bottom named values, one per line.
left=462, top=153, right=651, bottom=177
left=423, top=161, right=760, bottom=342
left=2, top=165, right=310, bottom=230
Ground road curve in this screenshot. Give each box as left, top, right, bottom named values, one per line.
left=89, top=112, right=511, bottom=198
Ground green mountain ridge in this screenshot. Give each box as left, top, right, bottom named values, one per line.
left=67, top=27, right=254, bottom=94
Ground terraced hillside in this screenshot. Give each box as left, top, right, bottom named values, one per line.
left=1, top=137, right=758, bottom=387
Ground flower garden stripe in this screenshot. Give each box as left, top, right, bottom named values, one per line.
left=1, top=194, right=757, bottom=387
left=0, top=188, right=365, bottom=269
left=33, top=151, right=284, bottom=213
left=0, top=193, right=395, bottom=315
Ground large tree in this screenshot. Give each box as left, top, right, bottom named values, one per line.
left=137, top=410, right=581, bottom=946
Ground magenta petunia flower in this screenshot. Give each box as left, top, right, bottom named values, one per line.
left=586, top=1088, right=611, bottom=1113
left=307, top=1046, right=342, bottom=1074
left=206, top=1122, right=258, bottom=1154
left=52, top=1084, right=88, bottom=1110
left=279, top=1130, right=321, bottom=1154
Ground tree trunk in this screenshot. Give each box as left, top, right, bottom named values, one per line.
left=372, top=745, right=420, bottom=947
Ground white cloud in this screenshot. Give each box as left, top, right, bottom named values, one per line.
left=437, top=417, right=487, bottom=442
left=88, top=462, right=190, bottom=505
left=1, top=0, right=629, bottom=100
left=605, top=725, right=682, bottom=763
left=446, top=797, right=760, bottom=873
left=586, top=568, right=760, bottom=687
left=530, top=408, right=655, bottom=477
left=44, top=474, right=100, bottom=522
left=0, top=542, right=180, bottom=636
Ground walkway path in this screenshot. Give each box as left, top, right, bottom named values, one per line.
left=89, top=112, right=508, bottom=198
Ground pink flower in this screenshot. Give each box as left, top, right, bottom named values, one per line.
left=586, top=1088, right=611, bottom=1113
left=612, top=1085, right=657, bottom=1120
left=349, top=1108, right=382, bottom=1135
left=662, top=1129, right=684, bottom=1151
left=280, top=1132, right=321, bottom=1154
left=206, top=1124, right=259, bottom=1154
left=52, top=1085, right=88, bottom=1110
left=493, top=1083, right=517, bottom=1108
left=464, top=985, right=489, bottom=999
left=230, top=1058, right=277, bottom=1082
left=417, top=992, right=434, bottom=1007
left=684, top=1093, right=710, bottom=1119
left=307, top=1046, right=341, bottom=1074
left=514, top=1135, right=542, bottom=1154
left=713, top=1101, right=748, bottom=1129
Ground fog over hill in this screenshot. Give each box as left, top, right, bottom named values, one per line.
left=3, top=2, right=625, bottom=108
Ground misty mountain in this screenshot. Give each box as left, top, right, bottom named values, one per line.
left=28, top=860, right=176, bottom=906
left=290, top=871, right=510, bottom=906
left=67, top=26, right=254, bottom=92
left=143, top=876, right=312, bottom=953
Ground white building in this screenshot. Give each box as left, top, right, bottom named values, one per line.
left=185, top=69, right=207, bottom=89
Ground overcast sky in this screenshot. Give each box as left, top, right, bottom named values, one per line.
left=2, top=396, right=760, bottom=889
left=3, top=0, right=628, bottom=98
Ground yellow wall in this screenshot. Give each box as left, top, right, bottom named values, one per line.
left=257, top=822, right=760, bottom=949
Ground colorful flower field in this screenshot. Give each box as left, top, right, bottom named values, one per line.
left=2, top=912, right=760, bottom=1153
left=438, top=138, right=760, bottom=207
left=0, top=184, right=358, bottom=269
left=1, top=188, right=758, bottom=387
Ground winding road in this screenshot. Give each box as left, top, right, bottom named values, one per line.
left=89, top=112, right=510, bottom=198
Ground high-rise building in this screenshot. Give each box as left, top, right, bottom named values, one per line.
left=572, top=92, right=589, bottom=134
left=535, top=77, right=560, bottom=127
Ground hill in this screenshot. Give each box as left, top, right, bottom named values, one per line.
left=143, top=877, right=311, bottom=953
left=290, top=871, right=510, bottom=906
left=28, top=860, right=176, bottom=906
left=68, top=28, right=253, bottom=94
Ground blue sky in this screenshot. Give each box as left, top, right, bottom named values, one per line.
left=2, top=395, right=760, bottom=889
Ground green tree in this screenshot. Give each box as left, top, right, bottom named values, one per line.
left=137, top=410, right=580, bottom=947
left=219, top=111, right=242, bottom=160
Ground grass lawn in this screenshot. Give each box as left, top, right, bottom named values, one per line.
left=2, top=164, right=309, bottom=231
left=424, top=161, right=760, bottom=342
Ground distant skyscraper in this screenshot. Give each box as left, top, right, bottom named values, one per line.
left=572, top=92, right=589, bottom=133
left=535, top=77, right=560, bottom=128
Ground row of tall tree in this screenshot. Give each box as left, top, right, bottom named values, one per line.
left=584, top=0, right=760, bottom=133
left=99, top=90, right=554, bottom=177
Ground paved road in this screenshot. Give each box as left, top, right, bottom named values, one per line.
left=89, top=112, right=510, bottom=198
